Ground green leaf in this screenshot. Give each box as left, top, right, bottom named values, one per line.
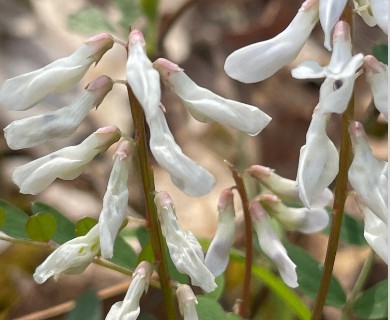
left=137, top=240, right=154, bottom=264
left=65, top=289, right=102, bottom=320
left=138, top=314, right=158, bottom=320
left=75, top=217, right=97, bottom=237
left=135, top=225, right=151, bottom=248
left=0, top=200, right=29, bottom=239
left=32, top=202, right=75, bottom=244
left=353, top=280, right=388, bottom=319
left=286, top=243, right=346, bottom=308
left=230, top=254, right=311, bottom=320
left=204, top=275, right=225, bottom=301
left=323, top=212, right=367, bottom=246
left=372, top=44, right=388, bottom=64
left=113, top=0, right=142, bottom=31
left=26, top=212, right=57, bottom=242
left=196, top=296, right=240, bottom=320
left=0, top=207, right=5, bottom=228
left=68, top=7, right=115, bottom=34
left=109, top=236, right=138, bottom=269
left=141, top=0, right=158, bottom=21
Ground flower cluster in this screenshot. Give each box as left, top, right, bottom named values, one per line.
left=224, top=0, right=388, bottom=264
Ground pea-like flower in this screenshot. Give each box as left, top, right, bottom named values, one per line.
left=99, top=140, right=134, bottom=259
left=348, top=121, right=388, bottom=224
left=0, top=33, right=114, bottom=111
left=224, top=0, right=319, bottom=83
left=319, top=0, right=347, bottom=50
left=258, top=193, right=329, bottom=233
left=247, top=164, right=333, bottom=207
left=297, top=108, right=339, bottom=208
left=127, top=30, right=215, bottom=197
left=176, top=284, right=199, bottom=320
left=105, top=261, right=153, bottom=320
left=204, top=188, right=236, bottom=276
left=249, top=199, right=298, bottom=288
left=33, top=225, right=100, bottom=284
left=363, top=55, right=388, bottom=120
left=153, top=58, right=271, bottom=136
left=4, top=75, right=114, bottom=150
left=154, top=191, right=217, bottom=292
left=12, top=126, right=121, bottom=195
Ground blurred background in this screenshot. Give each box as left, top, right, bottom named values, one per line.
left=0, top=0, right=387, bottom=319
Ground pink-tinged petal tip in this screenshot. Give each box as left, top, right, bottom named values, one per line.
left=217, top=188, right=234, bottom=211
left=96, top=125, right=120, bottom=134
left=129, top=29, right=146, bottom=46
left=363, top=55, right=384, bottom=73
left=333, top=21, right=350, bottom=41
left=153, top=58, right=184, bottom=78
left=301, top=0, right=319, bottom=10
left=85, top=75, right=113, bottom=91
left=247, top=165, right=273, bottom=179
left=85, top=32, right=114, bottom=44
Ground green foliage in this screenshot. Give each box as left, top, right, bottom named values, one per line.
left=353, top=280, right=388, bottom=319
left=65, top=289, right=102, bottom=320
left=0, top=200, right=29, bottom=239
left=75, top=217, right=97, bottom=236
left=26, top=212, right=57, bottom=242
left=113, top=0, right=142, bottom=31
left=141, top=0, right=158, bottom=21
left=0, top=207, right=6, bottom=228
left=32, top=202, right=75, bottom=244
left=286, top=243, right=346, bottom=308
left=372, top=44, right=388, bottom=64
left=109, top=235, right=138, bottom=269
left=196, top=296, right=241, bottom=320
left=204, top=275, right=225, bottom=301
left=68, top=7, right=115, bottom=34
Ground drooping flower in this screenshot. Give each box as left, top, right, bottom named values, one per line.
left=247, top=164, right=333, bottom=207
left=99, top=140, right=134, bottom=259
left=258, top=193, right=329, bottom=233
left=12, top=126, right=121, bottom=195
left=224, top=0, right=319, bottom=83
left=292, top=21, right=364, bottom=114
left=204, top=188, right=236, bottom=276
left=319, top=0, right=347, bottom=50
left=0, top=33, right=114, bottom=111
left=357, top=198, right=388, bottom=264
left=4, top=75, right=114, bottom=150
left=297, top=108, right=339, bottom=208
left=363, top=55, right=388, bottom=120
left=249, top=199, right=298, bottom=288
left=153, top=58, right=271, bottom=136
left=348, top=121, right=388, bottom=223
left=154, top=191, right=217, bottom=292
left=105, top=261, right=153, bottom=320
left=126, top=30, right=215, bottom=197
left=176, top=284, right=199, bottom=320
left=33, top=225, right=100, bottom=284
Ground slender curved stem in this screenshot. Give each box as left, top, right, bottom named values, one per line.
left=226, top=161, right=253, bottom=318
left=126, top=84, right=176, bottom=320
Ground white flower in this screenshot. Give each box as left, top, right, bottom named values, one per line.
left=353, top=0, right=377, bottom=27
left=105, top=261, right=153, bottom=320
left=363, top=55, right=388, bottom=120
left=33, top=225, right=100, bottom=284
left=247, top=164, right=333, bottom=207
left=319, top=0, right=347, bottom=50
left=258, top=193, right=329, bottom=233
left=297, top=108, right=339, bottom=208
left=154, top=191, right=217, bottom=292
left=249, top=199, right=298, bottom=288
left=127, top=30, right=215, bottom=197
left=368, top=0, right=388, bottom=34
left=204, top=188, right=236, bottom=276
left=4, top=75, right=114, bottom=150
left=224, top=0, right=319, bottom=83
left=176, top=284, right=199, bottom=320
left=292, top=21, right=364, bottom=114
left=153, top=58, right=271, bottom=136
left=99, top=140, right=133, bottom=259
left=348, top=121, right=388, bottom=224
left=13, top=126, right=121, bottom=195
left=0, top=33, right=114, bottom=111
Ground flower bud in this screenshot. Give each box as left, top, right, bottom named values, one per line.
left=33, top=225, right=100, bottom=283
left=176, top=284, right=199, bottom=320
left=319, top=0, right=347, bottom=50
left=0, top=33, right=114, bottom=111
left=205, top=188, right=236, bottom=276
left=154, top=191, right=217, bottom=292
left=12, top=126, right=121, bottom=194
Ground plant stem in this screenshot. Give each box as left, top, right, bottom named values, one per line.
left=340, top=250, right=375, bottom=320
left=126, top=84, right=176, bottom=320
left=226, top=161, right=253, bottom=318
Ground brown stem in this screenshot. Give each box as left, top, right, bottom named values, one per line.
left=226, top=161, right=253, bottom=318
left=126, top=85, right=176, bottom=320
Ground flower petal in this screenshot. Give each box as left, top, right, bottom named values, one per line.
left=205, top=188, right=236, bottom=276
left=369, top=0, right=388, bottom=34
left=12, top=126, right=121, bottom=194
left=319, top=0, right=347, bottom=50
left=224, top=0, right=319, bottom=83
left=155, top=192, right=217, bottom=292
left=176, top=284, right=199, bottom=320
left=154, top=58, right=271, bottom=135
left=291, top=60, right=326, bottom=79
left=99, top=141, right=133, bottom=259
left=0, top=33, right=114, bottom=111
